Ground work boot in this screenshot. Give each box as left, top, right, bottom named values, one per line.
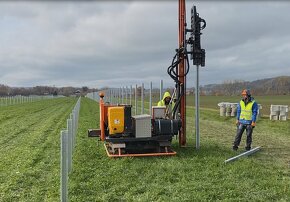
left=233, top=146, right=238, bottom=151
left=245, top=146, right=251, bottom=151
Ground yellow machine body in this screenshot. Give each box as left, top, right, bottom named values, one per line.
left=108, top=107, right=125, bottom=135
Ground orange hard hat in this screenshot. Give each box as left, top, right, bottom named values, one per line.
left=241, top=89, right=251, bottom=96
left=99, top=91, right=105, bottom=98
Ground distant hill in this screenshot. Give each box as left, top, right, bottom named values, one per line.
left=200, top=76, right=290, bottom=96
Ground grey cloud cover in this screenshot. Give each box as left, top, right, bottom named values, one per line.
left=0, top=1, right=290, bottom=88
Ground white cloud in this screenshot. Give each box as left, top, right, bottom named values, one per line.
left=0, top=1, right=290, bottom=88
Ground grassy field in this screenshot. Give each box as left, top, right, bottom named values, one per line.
left=0, top=97, right=77, bottom=201
left=0, top=96, right=289, bottom=201
left=69, top=97, right=290, bottom=201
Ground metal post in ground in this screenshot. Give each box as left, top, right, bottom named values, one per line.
left=114, top=88, right=117, bottom=104
left=150, top=81, right=152, bottom=115
left=121, top=86, right=124, bottom=104
left=130, top=85, right=132, bottom=106
left=110, top=89, right=113, bottom=104
left=118, top=88, right=121, bottom=104
left=108, top=88, right=112, bottom=103
left=141, top=83, right=144, bottom=114
left=67, top=119, right=73, bottom=173
left=125, top=86, right=128, bottom=105
left=71, top=111, right=76, bottom=149
left=135, top=84, right=137, bottom=115
left=112, top=89, right=114, bottom=104
left=195, top=65, right=200, bottom=150
left=160, top=79, right=163, bottom=101
left=60, top=130, right=68, bottom=202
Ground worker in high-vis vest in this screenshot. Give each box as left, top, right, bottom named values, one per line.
left=233, top=89, right=258, bottom=151
left=158, top=91, right=173, bottom=119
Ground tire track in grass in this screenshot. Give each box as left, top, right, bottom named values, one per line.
left=0, top=98, right=76, bottom=202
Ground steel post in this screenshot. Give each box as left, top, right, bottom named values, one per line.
left=225, top=147, right=261, bottom=163
left=135, top=84, right=137, bottom=115
left=67, top=119, right=73, bottom=173
left=149, top=82, right=152, bottom=115
left=125, top=86, right=128, bottom=104
left=160, top=80, right=163, bottom=101
left=60, top=130, right=68, bottom=202
left=141, top=83, right=144, bottom=114
left=130, top=85, right=132, bottom=106
left=196, top=65, right=200, bottom=150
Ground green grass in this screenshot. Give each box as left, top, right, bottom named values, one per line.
left=0, top=97, right=77, bottom=201
left=69, top=98, right=290, bottom=201
left=0, top=96, right=289, bottom=201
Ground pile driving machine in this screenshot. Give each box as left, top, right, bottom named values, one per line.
left=88, top=1, right=206, bottom=157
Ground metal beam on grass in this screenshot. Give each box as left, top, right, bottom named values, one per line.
left=225, top=147, right=261, bottom=164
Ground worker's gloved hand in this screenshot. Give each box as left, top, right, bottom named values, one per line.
left=235, top=120, right=240, bottom=126
left=251, top=122, right=256, bottom=128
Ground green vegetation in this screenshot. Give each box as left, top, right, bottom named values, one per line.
left=0, top=96, right=289, bottom=201
left=69, top=98, right=290, bottom=201
left=0, top=97, right=77, bottom=201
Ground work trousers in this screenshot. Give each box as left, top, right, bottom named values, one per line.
left=233, top=124, right=253, bottom=149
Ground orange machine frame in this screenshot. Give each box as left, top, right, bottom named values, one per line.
left=178, top=0, right=186, bottom=146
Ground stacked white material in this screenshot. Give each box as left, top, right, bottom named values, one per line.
left=270, top=105, right=280, bottom=120
left=279, top=105, right=289, bottom=121
left=218, top=102, right=228, bottom=116
left=218, top=102, right=262, bottom=118
left=231, top=103, right=238, bottom=117
left=225, top=103, right=232, bottom=117
left=270, top=105, right=289, bottom=121
left=217, top=102, right=237, bottom=117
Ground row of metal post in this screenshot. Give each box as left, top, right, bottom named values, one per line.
left=0, top=95, right=57, bottom=107
left=86, top=80, right=164, bottom=116
left=60, top=97, right=81, bottom=202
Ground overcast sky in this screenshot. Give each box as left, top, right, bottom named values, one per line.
left=1, top=1, right=290, bottom=88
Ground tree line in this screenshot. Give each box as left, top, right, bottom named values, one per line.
left=200, top=76, right=290, bottom=96
left=0, top=85, right=98, bottom=97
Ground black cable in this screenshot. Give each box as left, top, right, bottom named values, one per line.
left=167, top=45, right=190, bottom=85
left=166, top=41, right=191, bottom=118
